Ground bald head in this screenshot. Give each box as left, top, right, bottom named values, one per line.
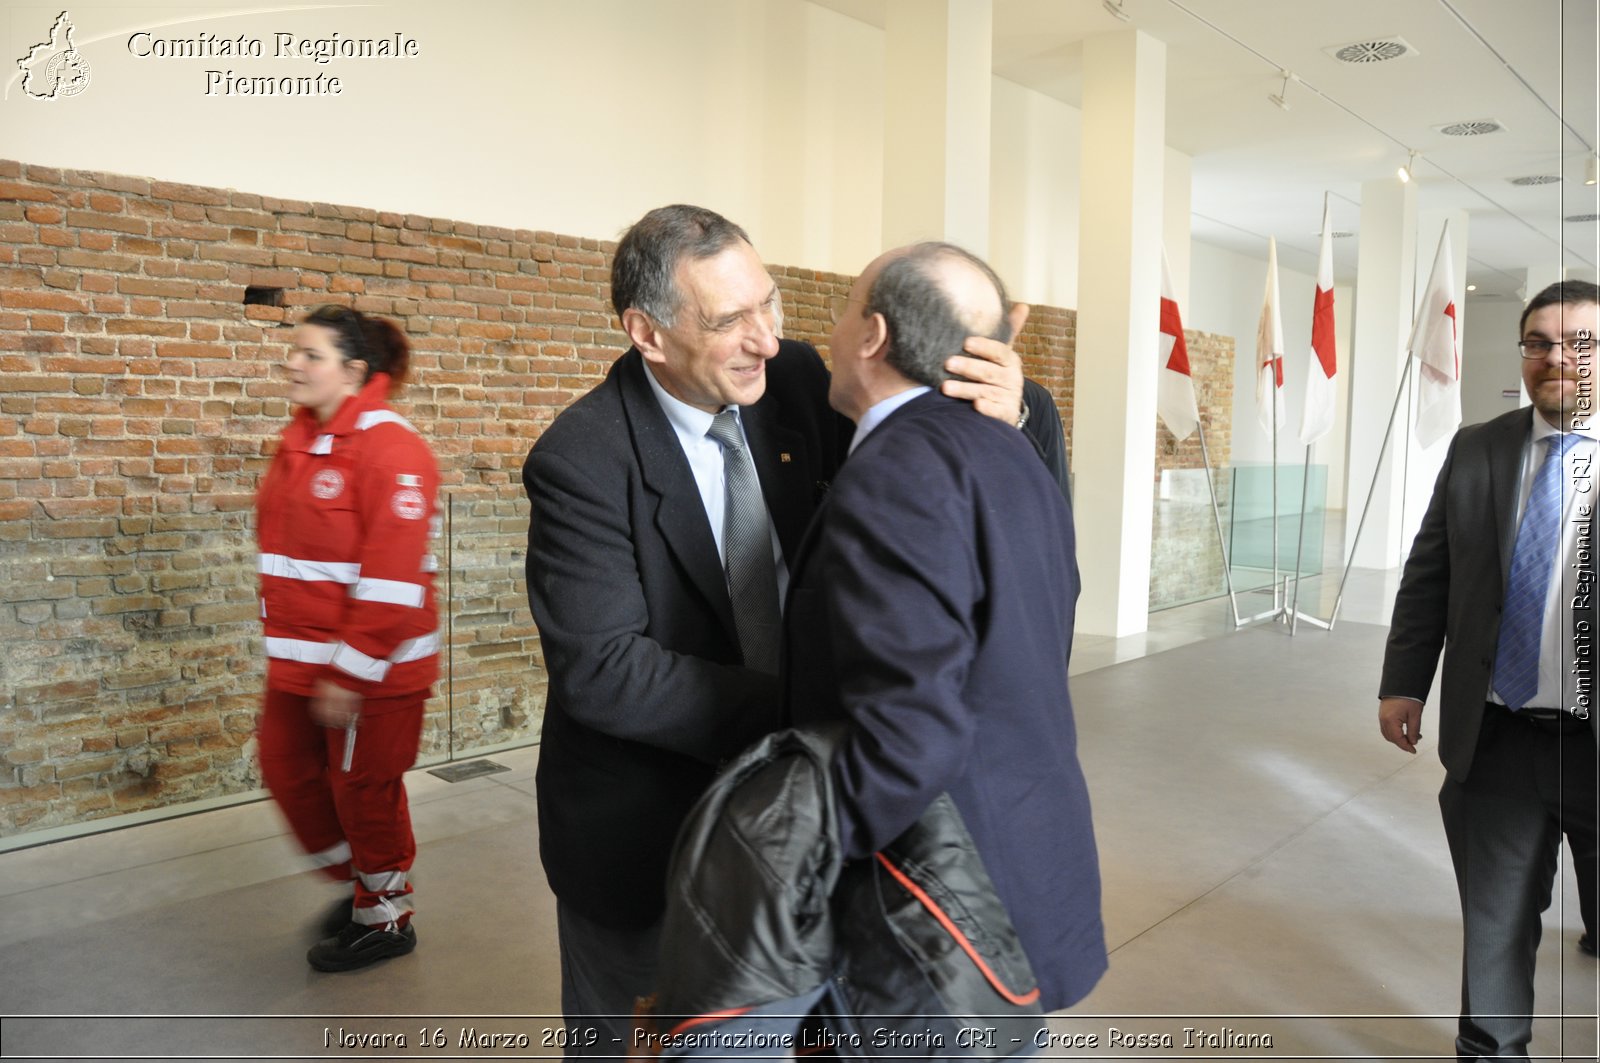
left=865, top=242, right=1011, bottom=389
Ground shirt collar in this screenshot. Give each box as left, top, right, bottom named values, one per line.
left=849, top=386, right=931, bottom=455
left=643, top=361, right=724, bottom=439
left=1530, top=410, right=1600, bottom=445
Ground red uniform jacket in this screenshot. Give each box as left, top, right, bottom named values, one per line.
left=256, top=373, right=440, bottom=701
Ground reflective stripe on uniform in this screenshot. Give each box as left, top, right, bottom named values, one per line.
left=420, top=554, right=438, bottom=573
left=310, top=434, right=335, bottom=455
left=358, top=869, right=410, bottom=893
left=352, top=893, right=415, bottom=925
left=309, top=840, right=352, bottom=870
left=355, top=410, right=418, bottom=434
left=331, top=642, right=389, bottom=683
left=259, top=553, right=359, bottom=584
left=351, top=577, right=425, bottom=608
left=266, top=631, right=440, bottom=671
left=390, top=630, right=440, bottom=663
left=265, top=637, right=337, bottom=664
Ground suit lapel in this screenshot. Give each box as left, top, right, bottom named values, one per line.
left=616, top=352, right=739, bottom=642
left=742, top=398, right=811, bottom=565
left=1491, top=408, right=1532, bottom=579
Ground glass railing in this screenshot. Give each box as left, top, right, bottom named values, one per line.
left=1150, top=463, right=1329, bottom=611
left=417, top=484, right=545, bottom=768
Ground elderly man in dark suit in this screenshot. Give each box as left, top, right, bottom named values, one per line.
left=1380, top=279, right=1600, bottom=1060
left=522, top=207, right=1029, bottom=1048
left=782, top=241, right=1106, bottom=1011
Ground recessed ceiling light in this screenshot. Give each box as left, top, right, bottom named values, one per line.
left=1436, top=120, right=1504, bottom=136
left=1325, top=38, right=1415, bottom=64
left=1509, top=175, right=1562, bottom=186
left=1466, top=284, right=1477, bottom=291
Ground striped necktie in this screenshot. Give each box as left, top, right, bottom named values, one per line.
left=707, top=411, right=781, bottom=674
left=1493, top=433, right=1579, bottom=709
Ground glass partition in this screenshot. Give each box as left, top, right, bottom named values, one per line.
left=419, top=484, right=544, bottom=768
left=1150, top=463, right=1329, bottom=611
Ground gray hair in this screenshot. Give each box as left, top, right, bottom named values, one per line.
left=611, top=205, right=753, bottom=326
left=865, top=242, right=1012, bottom=388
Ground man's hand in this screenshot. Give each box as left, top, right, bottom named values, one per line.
left=1379, top=696, right=1424, bottom=754
left=942, top=302, right=1031, bottom=424
left=310, top=678, right=363, bottom=729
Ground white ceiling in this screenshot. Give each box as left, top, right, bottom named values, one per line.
left=812, top=0, right=1599, bottom=301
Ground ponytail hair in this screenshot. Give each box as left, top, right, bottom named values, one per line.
left=302, top=304, right=412, bottom=395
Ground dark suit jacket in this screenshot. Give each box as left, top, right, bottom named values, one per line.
left=782, top=390, right=1107, bottom=1012
left=523, top=341, right=846, bottom=929
left=1381, top=406, right=1599, bottom=782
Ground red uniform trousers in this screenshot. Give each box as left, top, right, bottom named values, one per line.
left=258, top=687, right=428, bottom=929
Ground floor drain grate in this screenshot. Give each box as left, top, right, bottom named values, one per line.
left=427, top=759, right=510, bottom=783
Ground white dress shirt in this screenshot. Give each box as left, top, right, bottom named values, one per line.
left=642, top=364, right=788, bottom=601
left=848, top=386, right=931, bottom=455
left=1492, top=413, right=1599, bottom=712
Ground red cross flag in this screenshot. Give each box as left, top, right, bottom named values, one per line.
left=1299, top=200, right=1339, bottom=445
left=1256, top=237, right=1286, bottom=438
left=1411, top=224, right=1461, bottom=447
left=1157, top=247, right=1200, bottom=441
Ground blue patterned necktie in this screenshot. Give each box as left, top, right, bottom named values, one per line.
left=707, top=411, right=781, bottom=675
left=1493, top=433, right=1579, bottom=709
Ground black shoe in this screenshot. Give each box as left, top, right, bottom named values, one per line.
left=1581, top=933, right=1597, bottom=957
left=315, top=897, right=354, bottom=940
left=307, top=921, right=416, bottom=972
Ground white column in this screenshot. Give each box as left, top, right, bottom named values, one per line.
left=1345, top=177, right=1417, bottom=570
left=1071, top=30, right=1166, bottom=637
left=1163, top=148, right=1192, bottom=310
left=1525, top=263, right=1565, bottom=303
left=881, top=0, right=992, bottom=254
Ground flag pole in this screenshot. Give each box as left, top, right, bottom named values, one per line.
left=1195, top=418, right=1242, bottom=627
left=1328, top=355, right=1414, bottom=627
left=1289, top=446, right=1312, bottom=634
left=1272, top=390, right=1281, bottom=618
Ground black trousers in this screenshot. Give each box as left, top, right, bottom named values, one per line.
left=1440, top=704, right=1597, bottom=1061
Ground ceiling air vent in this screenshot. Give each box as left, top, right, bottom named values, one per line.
left=1331, top=231, right=1354, bottom=238
left=1325, top=38, right=1415, bottom=64
left=1510, top=175, right=1562, bottom=186
left=1566, top=213, right=1600, bottom=223
left=1437, top=120, right=1503, bottom=136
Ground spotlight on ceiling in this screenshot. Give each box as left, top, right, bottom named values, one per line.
left=1466, top=284, right=1477, bottom=292
left=1587, top=152, right=1598, bottom=187
left=1398, top=150, right=1417, bottom=184
left=1268, top=71, right=1292, bottom=111
left=1102, top=0, right=1131, bottom=22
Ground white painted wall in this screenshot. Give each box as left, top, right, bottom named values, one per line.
left=0, top=0, right=886, bottom=276
left=1460, top=297, right=1528, bottom=426
left=988, top=76, right=1080, bottom=307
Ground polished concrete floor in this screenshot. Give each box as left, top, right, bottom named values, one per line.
left=2, top=568, right=1597, bottom=1061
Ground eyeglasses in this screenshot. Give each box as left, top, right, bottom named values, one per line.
left=1519, top=335, right=1595, bottom=359
left=828, top=294, right=867, bottom=325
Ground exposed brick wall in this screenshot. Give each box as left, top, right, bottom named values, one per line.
left=1150, top=330, right=1236, bottom=608
left=0, top=159, right=1225, bottom=838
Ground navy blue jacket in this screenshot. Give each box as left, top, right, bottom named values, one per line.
left=783, top=390, right=1106, bottom=1011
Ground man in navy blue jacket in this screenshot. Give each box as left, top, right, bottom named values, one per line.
left=783, top=242, right=1106, bottom=1011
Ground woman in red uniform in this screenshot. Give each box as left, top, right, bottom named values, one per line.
left=255, top=304, right=440, bottom=972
